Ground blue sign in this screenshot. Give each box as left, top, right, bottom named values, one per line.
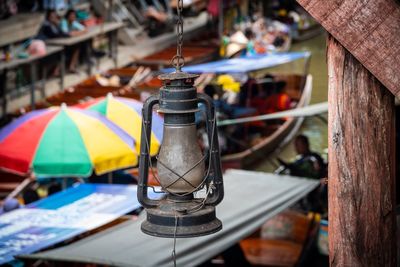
left=0, top=184, right=158, bottom=264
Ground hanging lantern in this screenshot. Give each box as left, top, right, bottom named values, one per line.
left=137, top=0, right=223, bottom=238
left=137, top=71, right=224, bottom=238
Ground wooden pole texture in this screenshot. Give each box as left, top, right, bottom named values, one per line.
left=327, top=35, right=396, bottom=266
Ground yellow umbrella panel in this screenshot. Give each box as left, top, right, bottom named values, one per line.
left=78, top=94, right=163, bottom=156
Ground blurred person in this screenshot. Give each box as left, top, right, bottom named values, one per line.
left=60, top=9, right=86, bottom=72
left=0, top=0, right=17, bottom=20
left=37, top=9, right=70, bottom=40
left=35, top=9, right=67, bottom=76
left=292, top=135, right=327, bottom=213
left=144, top=6, right=174, bottom=37
left=263, top=80, right=292, bottom=113
left=279, top=134, right=325, bottom=179
left=292, top=135, right=325, bottom=179
left=277, top=135, right=327, bottom=213
left=136, top=0, right=175, bottom=37
left=23, top=188, right=40, bottom=205
left=217, top=74, right=241, bottom=105
left=38, top=10, right=84, bottom=73
left=60, top=9, right=86, bottom=36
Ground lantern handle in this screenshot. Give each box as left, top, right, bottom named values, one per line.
left=197, top=93, right=224, bottom=206
left=138, top=95, right=160, bottom=208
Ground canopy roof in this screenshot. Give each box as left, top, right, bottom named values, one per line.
left=164, top=52, right=310, bottom=74
left=20, top=169, right=318, bottom=267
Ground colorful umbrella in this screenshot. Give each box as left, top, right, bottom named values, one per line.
left=77, top=94, right=163, bottom=156
left=0, top=105, right=138, bottom=177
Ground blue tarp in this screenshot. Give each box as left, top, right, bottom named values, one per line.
left=0, top=183, right=158, bottom=265
left=163, top=52, right=310, bottom=74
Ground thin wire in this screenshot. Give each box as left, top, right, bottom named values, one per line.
left=170, top=187, right=213, bottom=267
left=172, top=214, right=178, bottom=267
left=186, top=181, right=214, bottom=213
left=147, top=185, right=164, bottom=194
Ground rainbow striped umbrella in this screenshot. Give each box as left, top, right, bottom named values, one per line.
left=0, top=105, right=138, bottom=177
left=78, top=94, right=163, bottom=156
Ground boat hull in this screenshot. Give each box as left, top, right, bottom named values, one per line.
left=221, top=75, right=313, bottom=170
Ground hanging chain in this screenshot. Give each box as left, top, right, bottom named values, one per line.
left=171, top=0, right=185, bottom=71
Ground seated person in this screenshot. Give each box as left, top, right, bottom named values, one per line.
left=217, top=75, right=257, bottom=118
left=138, top=0, right=174, bottom=37
left=145, top=7, right=174, bottom=37
left=285, top=135, right=327, bottom=213
left=264, top=81, right=291, bottom=113
left=60, top=9, right=87, bottom=73
left=280, top=134, right=326, bottom=179
left=218, top=74, right=240, bottom=105
left=37, top=9, right=70, bottom=40
left=37, top=10, right=77, bottom=74
left=60, top=9, right=87, bottom=36
left=249, top=76, right=290, bottom=114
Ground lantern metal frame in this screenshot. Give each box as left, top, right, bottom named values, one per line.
left=137, top=72, right=224, bottom=238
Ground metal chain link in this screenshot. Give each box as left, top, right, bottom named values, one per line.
left=171, top=0, right=185, bottom=71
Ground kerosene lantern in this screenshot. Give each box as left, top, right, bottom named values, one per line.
left=137, top=0, right=224, bottom=238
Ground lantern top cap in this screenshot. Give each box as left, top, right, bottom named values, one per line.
left=158, top=71, right=199, bottom=81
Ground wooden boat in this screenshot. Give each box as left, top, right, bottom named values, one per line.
left=239, top=210, right=320, bottom=266
left=132, top=44, right=219, bottom=69
left=221, top=73, right=312, bottom=169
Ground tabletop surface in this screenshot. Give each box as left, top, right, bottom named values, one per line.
left=46, top=22, right=125, bottom=46
left=0, top=13, right=44, bottom=47
left=0, top=46, right=63, bottom=71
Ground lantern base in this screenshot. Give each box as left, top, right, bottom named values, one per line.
left=141, top=199, right=222, bottom=238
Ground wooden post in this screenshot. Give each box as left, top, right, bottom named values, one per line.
left=327, top=35, right=396, bottom=266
